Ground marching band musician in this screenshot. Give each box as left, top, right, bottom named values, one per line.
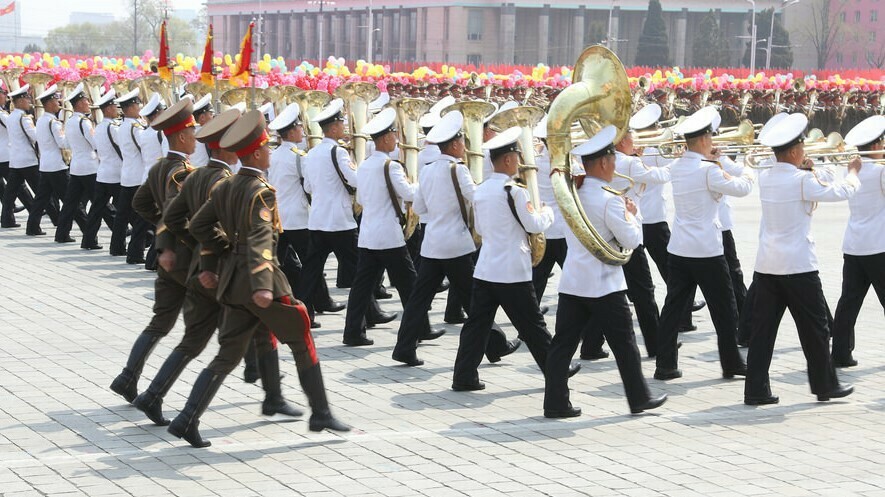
left=28, top=84, right=79, bottom=237
left=342, top=108, right=443, bottom=349
left=830, top=115, right=885, bottom=369
left=296, top=98, right=395, bottom=333
left=2, top=84, right=49, bottom=228
left=654, top=106, right=752, bottom=381
left=745, top=113, right=857, bottom=405
left=544, top=125, right=666, bottom=418
left=114, top=88, right=149, bottom=264
left=0, top=84, right=32, bottom=221
left=188, top=93, right=214, bottom=168
left=82, top=89, right=122, bottom=252
left=451, top=126, right=580, bottom=391
left=55, top=83, right=104, bottom=245
left=267, top=103, right=345, bottom=328
left=110, top=98, right=197, bottom=405
left=174, top=110, right=350, bottom=448
left=392, top=111, right=521, bottom=367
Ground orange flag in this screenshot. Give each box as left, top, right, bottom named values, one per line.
left=200, top=24, right=214, bottom=86
left=0, top=1, right=15, bottom=17
left=158, top=20, right=172, bottom=81
left=231, top=21, right=254, bottom=87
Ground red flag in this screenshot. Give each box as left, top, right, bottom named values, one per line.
left=0, top=2, right=14, bottom=17
left=200, top=24, right=214, bottom=86
left=158, top=20, right=172, bottom=81
left=231, top=21, right=254, bottom=87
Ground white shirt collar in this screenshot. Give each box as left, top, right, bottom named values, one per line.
left=682, top=151, right=706, bottom=160
left=240, top=165, right=264, bottom=176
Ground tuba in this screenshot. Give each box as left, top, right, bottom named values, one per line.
left=488, top=105, right=547, bottom=266
left=0, top=67, right=23, bottom=94
left=292, top=90, right=332, bottom=149
left=547, top=45, right=633, bottom=266
left=393, top=97, right=432, bottom=239
left=22, top=71, right=54, bottom=119
left=334, top=82, right=381, bottom=166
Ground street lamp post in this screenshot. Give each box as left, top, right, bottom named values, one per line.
left=746, top=0, right=757, bottom=77
left=766, top=0, right=801, bottom=69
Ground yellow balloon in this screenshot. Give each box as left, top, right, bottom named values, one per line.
left=263, top=53, right=271, bottom=63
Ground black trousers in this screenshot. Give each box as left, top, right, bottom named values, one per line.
left=26, top=169, right=67, bottom=233
left=2, top=165, right=41, bottom=227
left=745, top=271, right=839, bottom=398
left=532, top=237, right=568, bottom=303
left=545, top=292, right=651, bottom=412
left=82, top=181, right=119, bottom=250
left=656, top=254, right=744, bottom=372
left=343, top=246, right=429, bottom=340
left=0, top=161, right=34, bottom=225
left=722, top=230, right=748, bottom=317
left=643, top=222, right=693, bottom=328
left=832, top=253, right=885, bottom=361
left=296, top=229, right=381, bottom=321
left=393, top=253, right=510, bottom=358
left=452, top=279, right=553, bottom=385
left=406, top=224, right=425, bottom=269
left=278, top=229, right=334, bottom=310
left=54, top=173, right=92, bottom=241
left=114, top=185, right=148, bottom=261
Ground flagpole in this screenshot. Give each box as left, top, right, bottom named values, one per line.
left=250, top=16, right=258, bottom=111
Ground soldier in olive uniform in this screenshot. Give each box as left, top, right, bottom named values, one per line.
left=133, top=109, right=303, bottom=426
left=169, top=110, right=350, bottom=449
left=109, top=99, right=197, bottom=403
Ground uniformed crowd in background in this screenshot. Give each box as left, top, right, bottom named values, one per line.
left=0, top=76, right=883, bottom=448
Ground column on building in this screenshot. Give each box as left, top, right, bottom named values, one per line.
left=399, top=8, right=410, bottom=62
left=304, top=13, right=316, bottom=62
left=499, top=3, right=516, bottom=65
left=572, top=6, right=585, bottom=63
left=348, top=11, right=360, bottom=61
left=610, top=6, right=621, bottom=57
left=381, top=9, right=392, bottom=62
left=538, top=5, right=550, bottom=65
left=674, top=8, right=688, bottom=67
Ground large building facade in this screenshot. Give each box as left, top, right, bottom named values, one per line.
left=205, top=0, right=874, bottom=71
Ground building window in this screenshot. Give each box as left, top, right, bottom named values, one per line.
left=851, top=52, right=857, bottom=64
left=870, top=31, right=877, bottom=42
left=839, top=12, right=846, bottom=22
left=872, top=10, right=878, bottom=21
left=467, top=54, right=482, bottom=65
left=836, top=52, right=843, bottom=64
left=855, top=10, right=861, bottom=22
left=467, top=9, right=483, bottom=41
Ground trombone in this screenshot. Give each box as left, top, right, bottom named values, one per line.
left=641, top=120, right=759, bottom=158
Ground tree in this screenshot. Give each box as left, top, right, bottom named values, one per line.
left=692, top=11, right=729, bottom=68
left=22, top=43, right=43, bottom=53
left=585, top=20, right=607, bottom=46
left=127, top=0, right=198, bottom=55
left=635, top=0, right=670, bottom=67
left=803, top=0, right=847, bottom=69
left=45, top=22, right=128, bottom=55
left=867, top=47, right=885, bottom=69
left=742, top=8, right=793, bottom=69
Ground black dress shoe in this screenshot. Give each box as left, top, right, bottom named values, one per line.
left=366, top=311, right=397, bottom=327
left=392, top=352, right=424, bottom=366
left=691, top=300, right=707, bottom=312
left=419, top=328, right=446, bottom=342
left=109, top=250, right=126, bottom=256
left=316, top=301, right=346, bottom=314
left=26, top=229, right=46, bottom=236
left=678, top=324, right=698, bottom=333
left=452, top=380, right=485, bottom=391
left=13, top=205, right=26, bottom=213
left=832, top=356, right=858, bottom=368
left=1, top=223, right=21, bottom=228
left=568, top=363, right=581, bottom=377
left=653, top=368, right=682, bottom=380
left=580, top=349, right=609, bottom=361
left=444, top=312, right=467, bottom=324
left=127, top=258, right=146, bottom=265
left=374, top=286, right=393, bottom=299
left=817, top=384, right=853, bottom=402
left=630, top=394, right=668, bottom=414
left=261, top=398, right=304, bottom=417
left=487, top=339, right=522, bottom=363
left=82, top=244, right=103, bottom=250
left=723, top=364, right=748, bottom=379
left=540, top=305, right=550, bottom=315
left=342, top=335, right=374, bottom=347
left=310, top=320, right=322, bottom=329
left=544, top=406, right=582, bottom=419
left=745, top=395, right=779, bottom=406
left=55, top=236, right=75, bottom=243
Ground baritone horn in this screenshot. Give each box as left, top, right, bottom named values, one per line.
left=488, top=105, right=547, bottom=266
left=0, top=67, right=23, bottom=93
left=22, top=71, right=53, bottom=118
left=548, top=45, right=633, bottom=266
left=293, top=90, right=332, bottom=149
left=82, top=74, right=107, bottom=123
left=393, top=97, right=432, bottom=239
left=441, top=100, right=496, bottom=183
left=334, top=82, right=381, bottom=166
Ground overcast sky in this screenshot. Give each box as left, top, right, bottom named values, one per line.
left=18, top=0, right=204, bottom=37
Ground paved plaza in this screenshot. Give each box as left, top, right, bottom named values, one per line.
left=1, top=187, right=885, bottom=497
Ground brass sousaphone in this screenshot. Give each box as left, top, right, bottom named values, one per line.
left=547, top=45, right=633, bottom=266
left=393, top=97, right=433, bottom=239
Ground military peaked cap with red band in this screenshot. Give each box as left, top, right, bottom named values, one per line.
left=195, top=109, right=241, bottom=150
left=220, top=110, right=269, bottom=157
left=151, top=98, right=196, bottom=136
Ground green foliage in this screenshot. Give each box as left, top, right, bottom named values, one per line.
left=692, top=11, right=730, bottom=67
left=742, top=8, right=794, bottom=69
left=635, top=0, right=670, bottom=67
left=22, top=43, right=43, bottom=53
